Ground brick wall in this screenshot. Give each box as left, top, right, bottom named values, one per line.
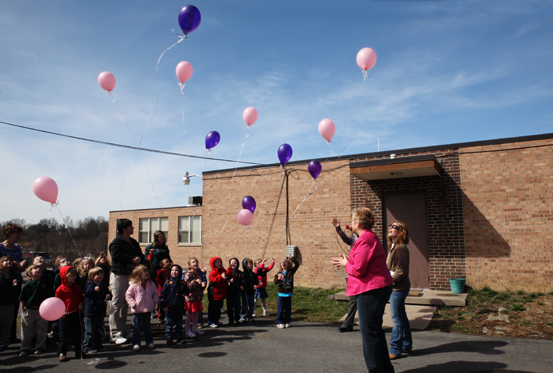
left=350, top=149, right=465, bottom=290
left=460, top=139, right=553, bottom=291
left=202, top=160, right=351, bottom=289
left=107, top=206, right=202, bottom=268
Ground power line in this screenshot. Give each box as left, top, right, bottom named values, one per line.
left=0, top=120, right=264, bottom=166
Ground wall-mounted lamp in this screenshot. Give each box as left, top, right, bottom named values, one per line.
left=183, top=171, right=202, bottom=186
left=390, top=172, right=403, bottom=176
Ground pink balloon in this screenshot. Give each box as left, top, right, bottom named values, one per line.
left=33, top=176, right=58, bottom=204
left=176, top=61, right=193, bottom=83
left=98, top=71, right=116, bottom=92
left=356, top=48, right=377, bottom=71
left=318, top=119, right=336, bottom=143
left=39, top=297, right=66, bottom=321
left=237, top=209, right=254, bottom=226
left=243, top=107, right=258, bottom=127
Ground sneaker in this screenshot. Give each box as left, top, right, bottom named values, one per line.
left=249, top=317, right=255, bottom=323
left=166, top=338, right=174, bottom=345
left=133, top=345, right=140, bottom=351
left=277, top=324, right=284, bottom=329
left=159, top=316, right=165, bottom=323
left=186, top=331, right=196, bottom=338
left=252, top=313, right=256, bottom=317
left=239, top=317, right=246, bottom=323
left=59, top=353, right=68, bottom=362
left=192, top=328, right=204, bottom=335
left=19, top=350, right=30, bottom=357
left=115, top=337, right=127, bottom=345
left=209, top=323, right=218, bottom=328
left=97, top=346, right=108, bottom=352
left=87, top=349, right=99, bottom=354
left=176, top=338, right=182, bottom=344
left=285, top=323, right=290, bottom=328
left=216, top=321, right=223, bottom=327
left=34, top=348, right=47, bottom=355
left=263, top=311, right=270, bottom=316
left=148, top=343, right=155, bottom=349
left=220, top=308, right=225, bottom=313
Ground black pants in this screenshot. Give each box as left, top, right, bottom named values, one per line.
left=341, top=295, right=358, bottom=330
left=227, top=295, right=241, bottom=323
left=57, top=313, right=83, bottom=357
left=207, top=300, right=223, bottom=325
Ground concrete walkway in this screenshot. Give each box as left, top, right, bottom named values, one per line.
left=339, top=303, right=437, bottom=330
left=1, top=314, right=552, bottom=372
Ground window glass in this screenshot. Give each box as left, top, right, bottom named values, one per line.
left=191, top=216, right=201, bottom=243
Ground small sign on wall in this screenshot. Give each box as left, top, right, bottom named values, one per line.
left=286, top=245, right=298, bottom=258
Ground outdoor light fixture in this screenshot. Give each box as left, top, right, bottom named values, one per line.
left=183, top=171, right=202, bottom=186
left=390, top=172, right=403, bottom=176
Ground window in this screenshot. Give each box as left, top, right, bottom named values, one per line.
left=138, top=217, right=168, bottom=244
left=178, top=216, right=201, bottom=244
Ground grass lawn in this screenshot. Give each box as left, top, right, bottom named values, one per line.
left=202, top=283, right=347, bottom=324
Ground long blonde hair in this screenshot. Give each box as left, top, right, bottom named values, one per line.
left=130, top=265, right=150, bottom=284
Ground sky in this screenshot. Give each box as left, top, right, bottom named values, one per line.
left=1, top=0, right=552, bottom=224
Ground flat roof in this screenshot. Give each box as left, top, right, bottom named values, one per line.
left=203, top=132, right=553, bottom=175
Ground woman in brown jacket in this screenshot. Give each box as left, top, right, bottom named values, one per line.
left=386, top=221, right=412, bottom=360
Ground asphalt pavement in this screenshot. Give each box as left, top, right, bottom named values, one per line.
left=1, top=314, right=552, bottom=373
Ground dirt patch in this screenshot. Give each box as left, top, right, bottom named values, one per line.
left=428, top=289, right=553, bottom=340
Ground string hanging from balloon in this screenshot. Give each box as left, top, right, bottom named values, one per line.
left=356, top=47, right=377, bottom=109
left=216, top=108, right=259, bottom=237
left=291, top=160, right=322, bottom=218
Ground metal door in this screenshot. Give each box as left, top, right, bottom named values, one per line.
left=384, top=192, right=429, bottom=289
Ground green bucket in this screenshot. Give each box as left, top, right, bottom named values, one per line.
left=449, top=278, right=466, bottom=294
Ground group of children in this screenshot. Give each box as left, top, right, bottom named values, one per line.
left=0, top=251, right=300, bottom=361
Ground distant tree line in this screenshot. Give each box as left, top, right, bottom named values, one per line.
left=1, top=216, right=109, bottom=261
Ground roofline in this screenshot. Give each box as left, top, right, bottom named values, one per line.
left=203, top=132, right=553, bottom=175
left=109, top=205, right=200, bottom=214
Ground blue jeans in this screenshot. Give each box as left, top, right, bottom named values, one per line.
left=389, top=289, right=412, bottom=356
left=165, top=308, right=184, bottom=339
left=132, top=313, right=153, bottom=347
left=276, top=296, right=292, bottom=324
left=240, top=293, right=255, bottom=319
left=83, top=315, right=105, bottom=351
left=357, top=285, right=394, bottom=373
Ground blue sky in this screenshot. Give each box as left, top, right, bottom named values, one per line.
left=1, top=0, right=552, bottom=223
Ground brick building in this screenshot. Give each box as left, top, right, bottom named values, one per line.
left=108, top=133, right=553, bottom=292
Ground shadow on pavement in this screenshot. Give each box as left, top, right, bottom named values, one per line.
left=402, top=361, right=533, bottom=373
left=411, top=340, right=509, bottom=356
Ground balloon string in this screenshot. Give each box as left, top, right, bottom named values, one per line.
left=113, top=101, right=138, bottom=146
left=291, top=180, right=316, bottom=219
left=362, top=70, right=367, bottom=109
left=181, top=93, right=187, bottom=174
left=179, top=82, right=186, bottom=96
left=136, top=35, right=185, bottom=150
left=216, top=130, right=250, bottom=237
left=56, top=206, right=83, bottom=258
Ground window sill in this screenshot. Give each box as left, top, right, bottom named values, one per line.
left=178, top=243, right=202, bottom=247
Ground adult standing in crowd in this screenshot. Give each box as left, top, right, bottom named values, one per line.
left=144, top=230, right=171, bottom=272
left=109, top=219, right=144, bottom=345
left=1, top=223, right=26, bottom=343
left=332, top=208, right=394, bottom=373
left=386, top=221, right=412, bottom=360
left=332, top=218, right=358, bottom=333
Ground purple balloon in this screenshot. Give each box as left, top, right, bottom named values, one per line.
left=308, top=160, right=322, bottom=179
left=242, top=196, right=256, bottom=214
left=205, top=131, right=220, bottom=150
left=277, top=144, right=293, bottom=166
left=178, top=5, right=201, bottom=35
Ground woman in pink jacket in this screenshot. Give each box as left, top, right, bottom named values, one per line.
left=125, top=265, right=159, bottom=351
left=332, top=207, right=394, bottom=373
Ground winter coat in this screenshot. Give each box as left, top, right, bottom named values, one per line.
left=183, top=270, right=205, bottom=303
left=0, top=271, right=21, bottom=305
left=144, top=244, right=171, bottom=269
left=208, top=257, right=227, bottom=300
left=55, top=266, right=84, bottom=314
left=19, top=279, right=52, bottom=308
left=109, top=235, right=145, bottom=276
left=125, top=280, right=158, bottom=313
left=84, top=281, right=110, bottom=317
left=225, top=258, right=245, bottom=298
left=254, top=261, right=274, bottom=289
left=160, top=275, right=187, bottom=310
left=274, top=259, right=300, bottom=295
left=242, top=258, right=259, bottom=295
left=386, top=243, right=411, bottom=291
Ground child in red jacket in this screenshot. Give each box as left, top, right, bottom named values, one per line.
left=253, top=257, right=276, bottom=317
left=156, top=259, right=172, bottom=322
left=207, top=257, right=227, bottom=328
left=55, top=266, right=84, bottom=362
